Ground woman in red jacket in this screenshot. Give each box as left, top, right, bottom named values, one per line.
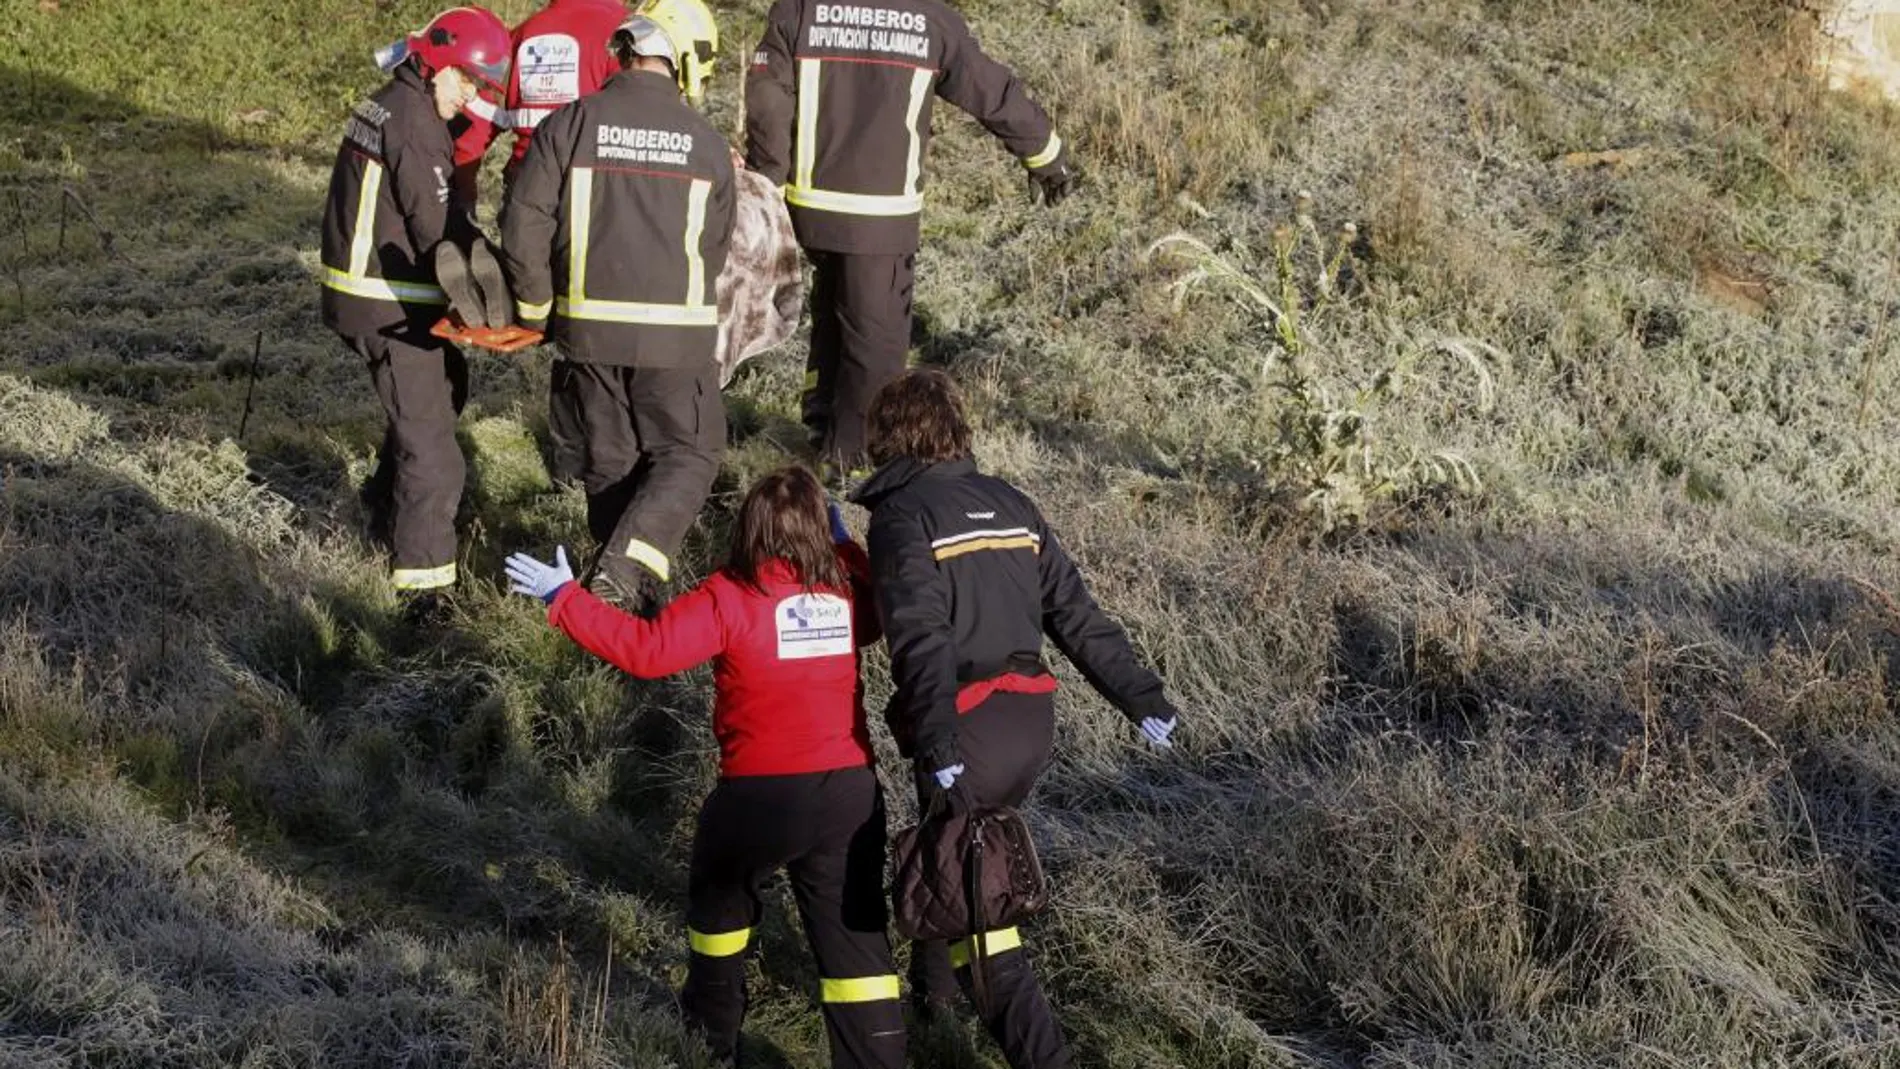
left=503, top=466, right=904, bottom=1069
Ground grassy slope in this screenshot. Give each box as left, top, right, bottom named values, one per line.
left=8, top=0, right=1900, bottom=1065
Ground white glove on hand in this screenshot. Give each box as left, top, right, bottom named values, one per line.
left=932, top=763, right=966, bottom=791
left=505, top=546, right=575, bottom=604
left=1139, top=716, right=1177, bottom=750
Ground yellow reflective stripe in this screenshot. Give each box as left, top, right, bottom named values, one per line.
left=689, top=927, right=750, bottom=957
left=517, top=298, right=552, bottom=320
left=795, top=59, right=820, bottom=191
left=320, top=266, right=448, bottom=304
left=820, top=975, right=901, bottom=1003
left=557, top=165, right=711, bottom=326
left=932, top=536, right=1041, bottom=562
left=902, top=67, right=932, bottom=198
left=683, top=178, right=710, bottom=309
left=391, top=562, right=456, bottom=590
left=555, top=297, right=718, bottom=326
left=803, top=369, right=819, bottom=390
left=1023, top=133, right=1063, bottom=170
left=784, top=186, right=923, bottom=217
left=350, top=160, right=383, bottom=276
left=568, top=165, right=593, bottom=306
left=622, top=537, right=671, bottom=582
left=323, top=159, right=447, bottom=305
left=948, top=927, right=1021, bottom=969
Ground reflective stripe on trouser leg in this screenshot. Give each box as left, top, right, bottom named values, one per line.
left=620, top=537, right=671, bottom=583
left=682, top=926, right=752, bottom=1063
left=817, top=977, right=905, bottom=1069
left=948, top=927, right=1022, bottom=969
left=609, top=363, right=724, bottom=581
left=821, top=975, right=901, bottom=1003
left=689, top=926, right=752, bottom=957
left=784, top=768, right=905, bottom=1069
left=560, top=364, right=644, bottom=545
left=364, top=335, right=466, bottom=588
left=950, top=926, right=1072, bottom=1069
left=391, top=563, right=457, bottom=590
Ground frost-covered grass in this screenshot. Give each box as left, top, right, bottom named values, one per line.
left=8, top=0, right=1900, bottom=1064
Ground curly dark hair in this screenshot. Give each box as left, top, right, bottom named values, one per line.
left=866, top=369, right=973, bottom=466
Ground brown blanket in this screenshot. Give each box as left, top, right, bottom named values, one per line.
left=714, top=168, right=804, bottom=388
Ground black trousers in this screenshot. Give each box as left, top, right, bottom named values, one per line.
left=804, top=251, right=914, bottom=472
left=910, top=691, right=1071, bottom=1069
left=683, top=767, right=905, bottom=1069
left=351, top=330, right=468, bottom=591
left=547, top=359, right=724, bottom=588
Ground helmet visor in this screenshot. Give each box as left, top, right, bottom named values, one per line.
left=616, top=16, right=678, bottom=62
left=465, top=54, right=509, bottom=92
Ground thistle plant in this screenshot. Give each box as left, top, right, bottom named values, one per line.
left=1146, top=198, right=1500, bottom=530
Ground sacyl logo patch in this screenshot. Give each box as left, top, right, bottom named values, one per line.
left=777, top=593, right=852, bottom=660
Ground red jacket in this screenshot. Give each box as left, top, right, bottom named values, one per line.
left=456, top=0, right=630, bottom=169
left=547, top=544, right=880, bottom=778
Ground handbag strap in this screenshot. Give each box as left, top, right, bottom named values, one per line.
left=965, top=811, right=993, bottom=1016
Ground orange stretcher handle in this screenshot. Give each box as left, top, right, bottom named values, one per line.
left=430, top=317, right=545, bottom=353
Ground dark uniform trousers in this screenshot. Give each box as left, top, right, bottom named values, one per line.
left=803, top=251, right=914, bottom=471
left=548, top=359, right=725, bottom=587
left=683, top=766, right=905, bottom=1069
left=910, top=690, right=1072, bottom=1069
left=352, top=331, right=468, bottom=590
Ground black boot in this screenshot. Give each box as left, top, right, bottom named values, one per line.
left=591, top=553, right=665, bottom=619
left=398, top=587, right=455, bottom=629
left=468, top=238, right=514, bottom=329
left=435, top=242, right=487, bottom=329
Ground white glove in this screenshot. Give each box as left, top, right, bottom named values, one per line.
left=505, top=546, right=575, bottom=604
left=1139, top=716, right=1176, bottom=750
left=932, top=763, right=966, bottom=790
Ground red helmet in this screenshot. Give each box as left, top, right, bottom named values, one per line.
left=406, top=7, right=511, bottom=92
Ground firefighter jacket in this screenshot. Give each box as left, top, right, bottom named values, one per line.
left=501, top=69, right=737, bottom=368
left=546, top=544, right=882, bottom=777
left=455, top=0, right=630, bottom=170
left=743, top=0, right=1068, bottom=255
left=320, top=65, right=474, bottom=337
left=850, top=456, right=1179, bottom=773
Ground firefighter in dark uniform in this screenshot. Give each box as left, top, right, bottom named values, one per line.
left=321, top=6, right=512, bottom=612
left=503, top=467, right=905, bottom=1068
left=502, top=0, right=733, bottom=612
left=744, top=0, right=1078, bottom=480
left=849, top=369, right=1180, bottom=1069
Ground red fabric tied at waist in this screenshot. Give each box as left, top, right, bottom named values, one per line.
left=956, top=672, right=1059, bottom=714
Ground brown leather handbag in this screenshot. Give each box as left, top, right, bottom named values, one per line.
left=890, top=792, right=1050, bottom=944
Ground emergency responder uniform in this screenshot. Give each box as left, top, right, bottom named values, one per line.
left=453, top=0, right=631, bottom=197
left=530, top=537, right=904, bottom=1068
left=851, top=453, right=1180, bottom=1069
left=744, top=0, right=1077, bottom=473
left=322, top=9, right=511, bottom=599
left=453, top=0, right=631, bottom=481
left=500, top=7, right=735, bottom=607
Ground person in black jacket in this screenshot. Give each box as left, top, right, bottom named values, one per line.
left=848, top=369, right=1178, bottom=1069
left=321, top=7, right=511, bottom=618
left=501, top=1, right=734, bottom=614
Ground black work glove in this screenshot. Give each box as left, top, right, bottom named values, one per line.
left=1027, top=149, right=1079, bottom=207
